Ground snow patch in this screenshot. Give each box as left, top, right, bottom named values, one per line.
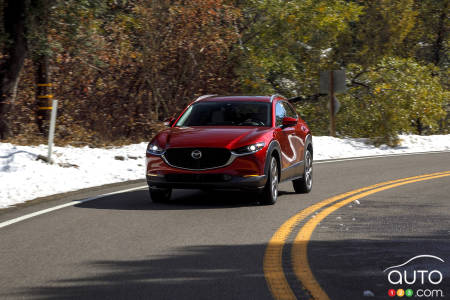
left=0, top=142, right=147, bottom=208
left=312, top=134, right=450, bottom=160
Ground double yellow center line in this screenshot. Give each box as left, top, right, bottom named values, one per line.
left=264, top=171, right=450, bottom=300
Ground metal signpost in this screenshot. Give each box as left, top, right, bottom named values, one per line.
left=320, top=70, right=346, bottom=137
left=47, top=99, right=58, bottom=163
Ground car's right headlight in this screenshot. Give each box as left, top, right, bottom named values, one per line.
left=146, top=143, right=165, bottom=155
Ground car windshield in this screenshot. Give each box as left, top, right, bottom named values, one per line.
left=175, top=101, right=271, bottom=127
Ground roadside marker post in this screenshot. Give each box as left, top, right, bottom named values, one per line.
left=37, top=81, right=53, bottom=134
left=47, top=99, right=58, bottom=163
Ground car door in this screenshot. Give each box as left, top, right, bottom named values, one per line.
left=274, top=100, right=296, bottom=177
left=282, top=101, right=305, bottom=167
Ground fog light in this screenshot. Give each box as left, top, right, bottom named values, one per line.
left=147, top=172, right=161, bottom=177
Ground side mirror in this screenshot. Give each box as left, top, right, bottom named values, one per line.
left=164, top=117, right=175, bottom=127
left=282, top=117, right=298, bottom=127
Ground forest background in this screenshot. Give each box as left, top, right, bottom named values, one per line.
left=0, top=0, right=448, bottom=147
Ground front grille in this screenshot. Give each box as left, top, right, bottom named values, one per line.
left=165, top=174, right=231, bottom=183
left=164, top=148, right=231, bottom=170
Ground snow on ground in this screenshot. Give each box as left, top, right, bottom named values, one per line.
left=1, top=134, right=449, bottom=208
left=312, top=134, right=450, bottom=160
left=0, top=143, right=148, bottom=209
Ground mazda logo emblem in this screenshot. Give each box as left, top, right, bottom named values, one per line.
left=191, top=150, right=202, bottom=160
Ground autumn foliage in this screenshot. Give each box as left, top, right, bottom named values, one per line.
left=0, top=0, right=448, bottom=146
left=5, top=0, right=240, bottom=145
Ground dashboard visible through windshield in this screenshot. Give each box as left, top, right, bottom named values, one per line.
left=176, top=102, right=271, bottom=127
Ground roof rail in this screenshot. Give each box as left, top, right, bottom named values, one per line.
left=270, top=94, right=285, bottom=102
left=195, top=94, right=218, bottom=102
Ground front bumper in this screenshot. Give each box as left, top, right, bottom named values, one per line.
left=147, top=173, right=267, bottom=190
left=146, top=148, right=268, bottom=190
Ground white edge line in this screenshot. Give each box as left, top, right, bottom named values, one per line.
left=383, top=255, right=445, bottom=273
left=1, top=150, right=449, bottom=229
left=0, top=185, right=147, bottom=229
left=314, top=150, right=450, bottom=164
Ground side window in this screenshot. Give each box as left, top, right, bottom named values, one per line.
left=275, top=101, right=286, bottom=127
left=282, top=102, right=297, bottom=119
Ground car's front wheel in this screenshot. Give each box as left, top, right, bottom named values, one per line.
left=260, top=156, right=279, bottom=205
left=292, top=149, right=313, bottom=193
left=149, top=187, right=172, bottom=203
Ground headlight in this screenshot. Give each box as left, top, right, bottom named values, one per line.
left=232, top=142, right=265, bottom=156
left=146, top=143, right=165, bottom=155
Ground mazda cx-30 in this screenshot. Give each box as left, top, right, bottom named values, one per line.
left=146, top=95, right=313, bottom=205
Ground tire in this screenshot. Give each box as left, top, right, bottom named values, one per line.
left=260, top=156, right=279, bottom=205
left=292, top=149, right=313, bottom=193
left=149, top=187, right=172, bottom=203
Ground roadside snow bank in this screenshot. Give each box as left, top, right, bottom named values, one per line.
left=1, top=134, right=449, bottom=208
left=0, top=143, right=148, bottom=208
left=313, top=134, right=450, bottom=160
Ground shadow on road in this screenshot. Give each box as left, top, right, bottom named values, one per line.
left=6, top=243, right=271, bottom=300
left=5, top=232, right=449, bottom=300
left=75, top=189, right=263, bottom=211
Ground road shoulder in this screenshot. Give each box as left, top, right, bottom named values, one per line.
left=0, top=179, right=146, bottom=224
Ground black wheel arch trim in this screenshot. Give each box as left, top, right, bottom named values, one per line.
left=264, top=140, right=281, bottom=180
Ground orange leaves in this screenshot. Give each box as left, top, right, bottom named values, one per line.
left=5, top=0, right=242, bottom=144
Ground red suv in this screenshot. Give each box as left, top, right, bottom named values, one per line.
left=146, top=95, right=313, bottom=205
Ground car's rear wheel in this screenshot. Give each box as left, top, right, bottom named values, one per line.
left=292, top=149, right=313, bottom=193
left=260, top=156, right=278, bottom=205
left=149, top=187, right=172, bottom=203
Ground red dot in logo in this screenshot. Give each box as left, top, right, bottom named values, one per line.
left=388, top=289, right=396, bottom=297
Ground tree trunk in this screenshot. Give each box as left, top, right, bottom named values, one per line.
left=0, top=0, right=28, bottom=139
left=31, top=0, right=53, bottom=135
left=416, top=117, right=423, bottom=135
left=433, top=9, right=447, bottom=66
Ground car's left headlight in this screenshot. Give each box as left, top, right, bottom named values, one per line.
left=146, top=143, right=165, bottom=155
left=232, top=142, right=265, bottom=156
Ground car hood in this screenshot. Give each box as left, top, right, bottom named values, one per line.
left=153, top=126, right=272, bottom=150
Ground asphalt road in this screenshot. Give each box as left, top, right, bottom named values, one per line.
left=1, top=152, right=449, bottom=300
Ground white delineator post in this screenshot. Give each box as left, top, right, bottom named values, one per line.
left=47, top=99, right=58, bottom=163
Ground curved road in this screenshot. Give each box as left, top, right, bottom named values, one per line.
left=1, top=152, right=449, bottom=299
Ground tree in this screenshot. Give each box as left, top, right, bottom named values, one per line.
left=336, top=0, right=417, bottom=67
left=14, top=0, right=241, bottom=143
left=0, top=0, right=28, bottom=139
left=131, top=0, right=240, bottom=119
left=299, top=57, right=447, bottom=145
left=236, top=0, right=363, bottom=97
left=29, top=0, right=54, bottom=134
left=402, top=0, right=449, bottom=67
